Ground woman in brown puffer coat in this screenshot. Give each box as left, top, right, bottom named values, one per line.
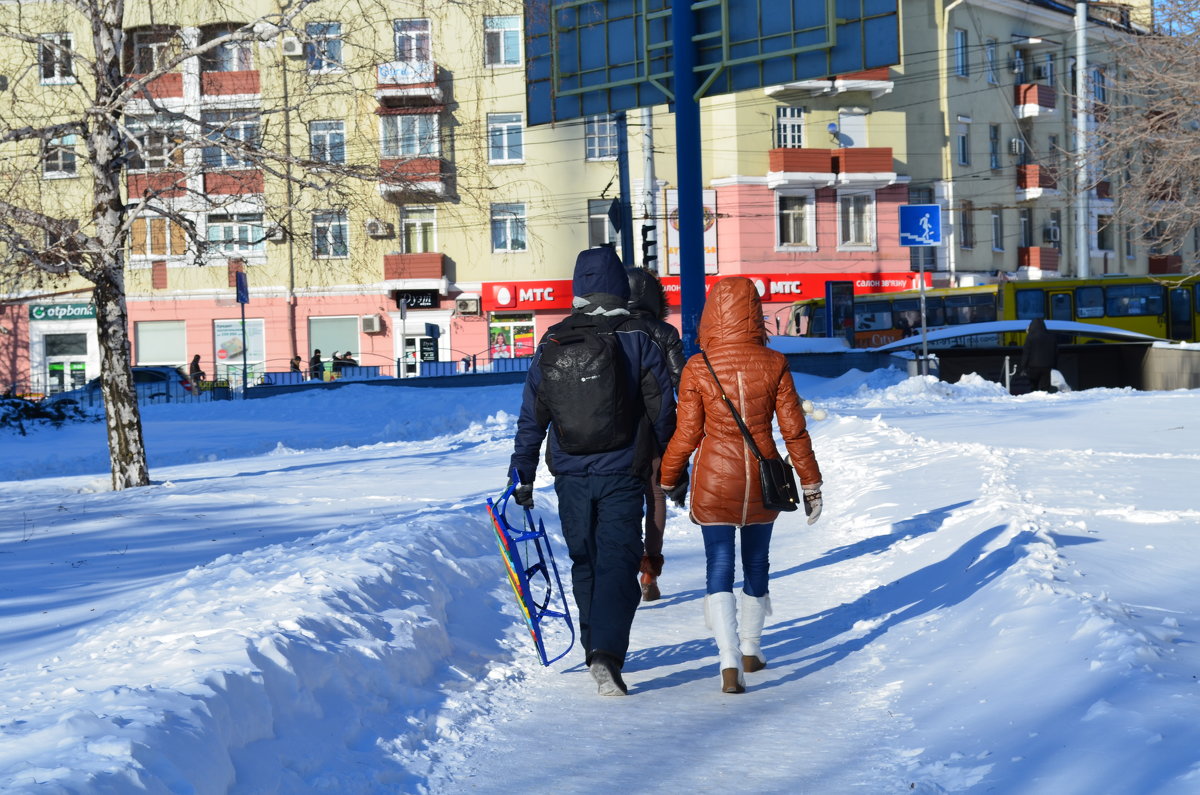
left=659, top=276, right=823, bottom=694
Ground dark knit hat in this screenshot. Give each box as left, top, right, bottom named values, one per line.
left=572, top=246, right=629, bottom=299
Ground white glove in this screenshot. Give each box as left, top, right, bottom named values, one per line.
left=803, top=486, right=823, bottom=525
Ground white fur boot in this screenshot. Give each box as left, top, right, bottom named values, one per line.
left=704, top=592, right=746, bottom=693
left=739, top=593, right=773, bottom=672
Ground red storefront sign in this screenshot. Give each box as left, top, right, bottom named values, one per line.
left=482, top=272, right=928, bottom=311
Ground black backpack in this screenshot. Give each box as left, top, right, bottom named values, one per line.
left=537, top=315, right=634, bottom=454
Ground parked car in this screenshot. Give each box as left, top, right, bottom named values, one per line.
left=46, top=366, right=194, bottom=408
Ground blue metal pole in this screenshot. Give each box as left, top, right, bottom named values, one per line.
left=616, top=111, right=635, bottom=264
left=671, top=1, right=705, bottom=357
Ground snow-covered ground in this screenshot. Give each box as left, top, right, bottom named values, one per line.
left=2, top=370, right=1199, bottom=793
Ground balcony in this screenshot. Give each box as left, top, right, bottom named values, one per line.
left=378, top=157, right=446, bottom=199
left=203, top=171, right=264, bottom=196
left=127, top=72, right=183, bottom=100
left=767, top=148, right=834, bottom=189
left=201, top=70, right=261, bottom=96
left=764, top=67, right=893, bottom=100
left=1148, top=255, right=1183, bottom=274
left=1017, top=164, right=1058, bottom=201
left=833, top=147, right=897, bottom=189
left=384, top=252, right=445, bottom=281
left=1018, top=246, right=1060, bottom=272
left=1014, top=83, right=1056, bottom=118
left=127, top=171, right=186, bottom=198
left=376, top=61, right=443, bottom=106
left=1095, top=180, right=1112, bottom=200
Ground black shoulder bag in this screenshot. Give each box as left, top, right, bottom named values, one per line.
left=701, top=351, right=799, bottom=512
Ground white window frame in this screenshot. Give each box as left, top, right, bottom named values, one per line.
left=393, top=18, right=431, bottom=62
left=776, top=190, right=816, bottom=251
left=585, top=115, right=618, bottom=160
left=202, top=110, right=260, bottom=169
left=43, top=135, right=77, bottom=178
left=956, top=119, right=971, bottom=166
left=130, top=215, right=187, bottom=258
left=313, top=211, right=349, bottom=258
left=588, top=199, right=618, bottom=248
left=1096, top=213, right=1115, bottom=253
left=989, top=124, right=1000, bottom=170
left=132, top=30, right=176, bottom=73
left=484, top=16, right=521, bottom=67
left=207, top=213, right=265, bottom=254
left=127, top=116, right=184, bottom=171
left=39, top=33, right=74, bottom=84
left=985, top=39, right=997, bottom=84
left=836, top=190, right=875, bottom=250
left=836, top=107, right=868, bottom=148
left=309, top=120, right=345, bottom=164
left=488, top=113, right=524, bottom=164
left=380, top=114, right=438, bottom=158
left=991, top=206, right=1005, bottom=252
left=305, top=22, right=344, bottom=73
left=1019, top=208, right=1033, bottom=249
left=775, top=106, right=804, bottom=148
left=954, top=29, right=969, bottom=78
left=960, top=201, right=976, bottom=249
left=202, top=27, right=253, bottom=72
left=401, top=206, right=436, bottom=253
left=491, top=202, right=527, bottom=252
left=1091, top=67, right=1108, bottom=103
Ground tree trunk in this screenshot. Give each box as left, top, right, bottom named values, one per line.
left=94, top=268, right=149, bottom=489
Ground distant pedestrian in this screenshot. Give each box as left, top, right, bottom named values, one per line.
left=188, top=354, right=205, bottom=383
left=290, top=355, right=303, bottom=373
left=309, top=349, right=323, bottom=380
left=1020, top=317, right=1059, bottom=392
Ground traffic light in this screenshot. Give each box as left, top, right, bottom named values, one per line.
left=641, top=223, right=657, bottom=271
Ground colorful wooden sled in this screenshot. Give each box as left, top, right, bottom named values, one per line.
left=485, top=476, right=575, bottom=666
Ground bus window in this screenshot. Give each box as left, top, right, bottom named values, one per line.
left=854, top=301, right=893, bottom=331
left=945, top=293, right=996, bottom=324
left=1076, top=286, right=1104, bottom=318
left=1168, top=287, right=1193, bottom=341
left=810, top=306, right=827, bottom=336
left=924, top=297, right=946, bottom=326
left=1014, top=288, right=1045, bottom=319
left=891, top=298, right=922, bottom=334
left=1106, top=284, right=1165, bottom=316
left=1049, top=292, right=1073, bottom=321
left=972, top=294, right=998, bottom=322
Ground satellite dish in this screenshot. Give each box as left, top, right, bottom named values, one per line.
left=827, top=122, right=839, bottom=134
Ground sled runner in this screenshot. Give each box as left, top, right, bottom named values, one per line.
left=485, top=476, right=575, bottom=666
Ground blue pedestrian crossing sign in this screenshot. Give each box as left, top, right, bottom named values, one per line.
left=899, top=204, right=942, bottom=247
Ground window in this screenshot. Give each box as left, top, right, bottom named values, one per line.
left=585, top=115, right=618, bottom=160
left=39, top=33, right=74, bottom=83
left=837, top=107, right=868, bottom=147
left=135, top=320, right=186, bottom=366
left=838, top=192, right=874, bottom=247
left=310, top=120, right=345, bottom=163
left=1015, top=289, right=1046, bottom=319
left=1042, top=54, right=1055, bottom=86
left=202, top=110, right=260, bottom=168
left=313, top=211, right=348, bottom=257
left=945, top=293, right=997, bottom=325
left=394, top=18, right=431, bottom=61
left=1096, top=214, right=1114, bottom=251
left=985, top=40, right=997, bottom=84
left=1048, top=209, right=1063, bottom=251
left=775, top=106, right=804, bottom=148
left=778, top=194, right=813, bottom=248
left=381, top=114, right=437, bottom=157
left=43, top=135, right=77, bottom=177
left=485, top=16, right=521, bottom=66
left=127, top=116, right=184, bottom=170
left=201, top=26, right=253, bottom=71
left=1019, top=208, right=1033, bottom=248
left=1092, top=67, right=1107, bottom=103
left=488, top=113, right=524, bottom=163
left=960, top=200, right=975, bottom=249
left=132, top=29, right=176, bottom=73
left=956, top=119, right=970, bottom=166
left=491, top=203, right=526, bottom=252
left=305, top=22, right=343, bottom=72
left=207, top=214, right=264, bottom=253
left=1076, top=286, right=1104, bottom=318
left=401, top=207, right=436, bottom=253
left=854, top=301, right=893, bottom=332
left=991, top=206, right=1004, bottom=251
left=989, top=125, right=1000, bottom=170
left=954, top=29, right=969, bottom=77
left=588, top=199, right=618, bottom=248
left=131, top=216, right=187, bottom=256
left=1105, top=284, right=1164, bottom=317
left=1012, top=49, right=1027, bottom=84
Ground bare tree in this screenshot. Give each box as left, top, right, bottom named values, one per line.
left=0, top=0, right=468, bottom=489
left=1090, top=0, right=1200, bottom=273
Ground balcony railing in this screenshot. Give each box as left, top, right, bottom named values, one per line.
left=201, top=70, right=260, bottom=96
left=384, top=252, right=445, bottom=281
left=1014, top=83, right=1056, bottom=117
left=832, top=147, right=893, bottom=173
left=1018, top=246, right=1060, bottom=272
left=379, top=157, right=446, bottom=198
left=1148, top=255, right=1183, bottom=274
left=127, top=72, right=183, bottom=99
left=376, top=61, right=443, bottom=105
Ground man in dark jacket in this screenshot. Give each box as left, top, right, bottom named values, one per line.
left=1020, top=317, right=1059, bottom=392
left=626, top=267, right=685, bottom=602
left=510, top=246, right=676, bottom=696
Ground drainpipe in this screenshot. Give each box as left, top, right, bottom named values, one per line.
left=941, top=0, right=968, bottom=283
left=1074, top=0, right=1091, bottom=278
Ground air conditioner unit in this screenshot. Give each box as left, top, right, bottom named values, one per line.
left=361, top=314, right=383, bottom=333
left=1044, top=224, right=1061, bottom=243
left=455, top=297, right=481, bottom=315
left=264, top=225, right=287, bottom=243
left=365, top=219, right=394, bottom=238
left=280, top=37, right=303, bottom=57
left=1009, top=137, right=1026, bottom=156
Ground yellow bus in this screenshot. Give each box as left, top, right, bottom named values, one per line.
left=786, top=274, right=1200, bottom=348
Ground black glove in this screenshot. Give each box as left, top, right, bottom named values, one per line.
left=662, top=466, right=688, bottom=507
left=513, top=482, right=534, bottom=509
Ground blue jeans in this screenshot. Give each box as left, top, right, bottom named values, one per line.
left=702, top=523, right=773, bottom=596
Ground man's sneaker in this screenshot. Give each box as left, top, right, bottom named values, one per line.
left=640, top=572, right=661, bottom=602
left=589, top=653, right=628, bottom=696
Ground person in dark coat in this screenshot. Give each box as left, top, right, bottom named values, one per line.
left=626, top=267, right=685, bottom=602
left=510, top=246, right=676, bottom=696
left=1020, top=317, right=1059, bottom=392
left=188, top=354, right=205, bottom=383
left=290, top=355, right=303, bottom=373
left=309, top=349, right=323, bottom=380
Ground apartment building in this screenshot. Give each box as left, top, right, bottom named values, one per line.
left=0, top=1, right=1163, bottom=393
